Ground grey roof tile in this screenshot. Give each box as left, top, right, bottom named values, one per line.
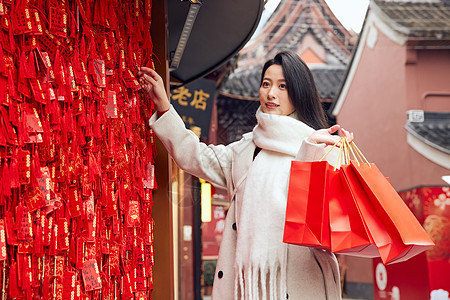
left=374, top=0, right=450, bottom=40
left=220, top=65, right=346, bottom=101
left=405, top=112, right=450, bottom=154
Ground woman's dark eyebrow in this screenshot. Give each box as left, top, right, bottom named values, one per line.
left=262, top=77, right=285, bottom=81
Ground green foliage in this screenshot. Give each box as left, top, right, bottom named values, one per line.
left=203, top=260, right=217, bottom=286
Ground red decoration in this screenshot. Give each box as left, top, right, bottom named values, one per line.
left=82, top=259, right=102, bottom=292
left=0, top=220, right=7, bottom=260
left=0, top=0, right=156, bottom=298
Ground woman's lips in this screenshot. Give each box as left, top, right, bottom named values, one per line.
left=265, top=102, right=279, bottom=109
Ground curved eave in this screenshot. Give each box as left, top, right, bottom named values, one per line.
left=405, top=124, right=450, bottom=155
left=406, top=131, right=450, bottom=169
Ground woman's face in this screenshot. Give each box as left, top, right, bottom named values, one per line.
left=259, top=64, right=295, bottom=116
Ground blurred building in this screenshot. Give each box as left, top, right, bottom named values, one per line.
left=216, top=0, right=357, bottom=144
left=330, top=0, right=450, bottom=299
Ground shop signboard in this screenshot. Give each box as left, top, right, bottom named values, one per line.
left=171, top=78, right=216, bottom=139
left=202, top=205, right=226, bottom=258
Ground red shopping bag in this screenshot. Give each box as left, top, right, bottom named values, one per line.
left=283, top=161, right=331, bottom=250
left=350, top=161, right=435, bottom=264
left=338, top=164, right=387, bottom=258
left=328, top=167, right=376, bottom=256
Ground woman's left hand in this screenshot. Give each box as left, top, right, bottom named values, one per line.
left=307, top=125, right=354, bottom=146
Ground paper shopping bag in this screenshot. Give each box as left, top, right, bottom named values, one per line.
left=328, top=168, right=375, bottom=255
left=337, top=164, right=383, bottom=258
left=283, top=161, right=331, bottom=250
left=350, top=161, right=435, bottom=264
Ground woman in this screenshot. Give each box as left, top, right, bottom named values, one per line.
left=139, top=51, right=352, bottom=300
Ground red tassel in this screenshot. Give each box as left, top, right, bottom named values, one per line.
left=9, top=153, right=20, bottom=189
left=42, top=216, right=50, bottom=247
left=14, top=0, right=27, bottom=12
left=53, top=47, right=65, bottom=90
left=126, top=8, right=133, bottom=35
left=0, top=41, right=6, bottom=74
left=9, top=260, right=19, bottom=298
left=61, top=116, right=68, bottom=146
left=136, top=16, right=144, bottom=43
left=78, top=101, right=87, bottom=126
left=93, top=111, right=102, bottom=139
left=73, top=46, right=81, bottom=75
left=65, top=105, right=75, bottom=134
left=34, top=221, right=44, bottom=257
left=42, top=257, right=50, bottom=296
left=108, top=126, right=115, bottom=156
left=27, top=50, right=37, bottom=78
left=8, top=69, right=18, bottom=100
left=2, top=161, right=11, bottom=198
left=15, top=202, right=25, bottom=234
left=77, top=122, right=85, bottom=146
left=8, top=19, right=16, bottom=57
left=70, top=12, right=77, bottom=38
left=109, top=3, right=118, bottom=30
left=142, top=27, right=154, bottom=52
left=92, top=0, right=101, bottom=25
left=145, top=0, right=153, bottom=19
left=89, top=36, right=98, bottom=60
left=85, top=108, right=93, bottom=138
left=22, top=255, right=31, bottom=292
left=68, top=235, right=76, bottom=265
left=135, top=95, right=142, bottom=124
left=88, top=152, right=96, bottom=183
left=18, top=50, right=30, bottom=80
left=17, top=108, right=28, bottom=148
left=80, top=36, right=86, bottom=58
left=41, top=113, right=51, bottom=147
left=48, top=221, right=57, bottom=256
left=31, top=148, right=42, bottom=180
left=119, top=49, right=125, bottom=78
left=0, top=164, right=3, bottom=203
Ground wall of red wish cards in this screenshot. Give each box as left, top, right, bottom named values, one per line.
left=0, top=0, right=158, bottom=299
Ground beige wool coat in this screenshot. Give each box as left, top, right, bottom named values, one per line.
left=149, top=106, right=342, bottom=300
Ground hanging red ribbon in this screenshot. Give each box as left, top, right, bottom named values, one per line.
left=0, top=1, right=156, bottom=298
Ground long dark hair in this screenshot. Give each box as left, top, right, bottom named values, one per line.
left=260, top=50, right=328, bottom=130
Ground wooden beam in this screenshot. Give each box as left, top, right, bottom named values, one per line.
left=151, top=1, right=174, bottom=299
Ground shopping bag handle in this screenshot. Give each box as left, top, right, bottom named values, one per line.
left=319, top=137, right=346, bottom=170
left=319, top=138, right=342, bottom=162
left=320, top=136, right=371, bottom=168
left=344, top=138, right=370, bottom=167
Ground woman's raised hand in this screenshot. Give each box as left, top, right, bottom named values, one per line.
left=138, top=67, right=171, bottom=112
left=307, top=125, right=354, bottom=146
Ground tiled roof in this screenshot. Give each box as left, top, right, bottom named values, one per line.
left=374, top=0, right=450, bottom=40
left=219, top=65, right=346, bottom=101
left=218, top=0, right=355, bottom=101
left=216, top=97, right=260, bottom=144
left=310, top=66, right=346, bottom=100
left=215, top=0, right=354, bottom=144
left=405, top=112, right=450, bottom=154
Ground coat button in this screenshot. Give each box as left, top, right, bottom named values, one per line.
left=232, top=223, right=237, bottom=230
left=218, top=271, right=223, bottom=279
left=286, top=293, right=289, bottom=299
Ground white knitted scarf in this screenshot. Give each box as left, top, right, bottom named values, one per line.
left=234, top=108, right=315, bottom=299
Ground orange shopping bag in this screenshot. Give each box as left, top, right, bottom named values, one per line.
left=350, top=160, right=435, bottom=264
left=283, top=160, right=332, bottom=250
left=339, top=139, right=434, bottom=264
left=339, top=163, right=390, bottom=259
left=328, top=167, right=376, bottom=256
